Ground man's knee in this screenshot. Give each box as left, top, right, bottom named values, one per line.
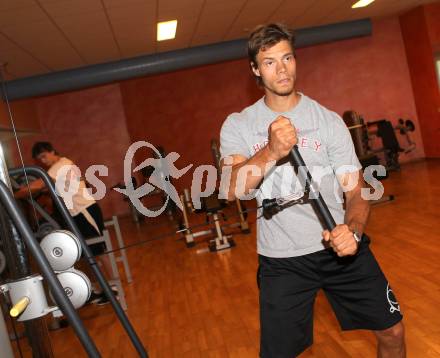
left=375, top=321, right=405, bottom=346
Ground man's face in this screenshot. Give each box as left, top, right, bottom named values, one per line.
left=36, top=151, right=57, bottom=167
left=252, top=40, right=296, bottom=97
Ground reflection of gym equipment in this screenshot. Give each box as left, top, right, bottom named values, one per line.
left=113, top=147, right=178, bottom=224
left=180, top=190, right=236, bottom=251
left=112, top=176, right=143, bottom=224
left=177, top=140, right=251, bottom=251
left=8, top=166, right=147, bottom=357
left=113, top=178, right=173, bottom=224
left=104, top=216, right=133, bottom=284
left=396, top=119, right=416, bottom=152
left=86, top=216, right=133, bottom=310
left=10, top=174, right=62, bottom=238
left=342, top=111, right=417, bottom=204
left=210, top=139, right=250, bottom=233
left=342, top=111, right=416, bottom=171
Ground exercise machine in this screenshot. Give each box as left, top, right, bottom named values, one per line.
left=179, top=189, right=236, bottom=251
left=10, top=174, right=62, bottom=239
left=342, top=110, right=416, bottom=171
left=342, top=111, right=416, bottom=204
left=8, top=166, right=147, bottom=357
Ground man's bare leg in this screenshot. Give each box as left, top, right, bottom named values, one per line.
left=374, top=321, right=406, bottom=358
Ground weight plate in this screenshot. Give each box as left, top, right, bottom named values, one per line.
left=40, top=230, right=82, bottom=271
left=51, top=269, right=91, bottom=309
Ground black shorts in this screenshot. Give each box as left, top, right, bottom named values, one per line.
left=73, top=203, right=106, bottom=256
left=258, top=236, right=403, bottom=358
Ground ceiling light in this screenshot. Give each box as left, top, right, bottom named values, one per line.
left=157, top=20, right=177, bottom=41
left=352, top=0, right=375, bottom=8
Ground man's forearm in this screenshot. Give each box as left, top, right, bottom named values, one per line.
left=226, top=146, right=276, bottom=201
left=344, top=193, right=370, bottom=235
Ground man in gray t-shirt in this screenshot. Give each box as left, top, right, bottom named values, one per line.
left=220, top=24, right=405, bottom=358
left=221, top=92, right=362, bottom=258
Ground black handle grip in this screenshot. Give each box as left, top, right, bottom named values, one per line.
left=289, top=146, right=336, bottom=231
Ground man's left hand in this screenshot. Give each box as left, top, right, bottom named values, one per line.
left=322, top=224, right=359, bottom=257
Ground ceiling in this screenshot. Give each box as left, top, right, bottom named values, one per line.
left=0, top=0, right=436, bottom=80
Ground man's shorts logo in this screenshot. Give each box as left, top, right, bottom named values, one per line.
left=386, top=283, right=400, bottom=313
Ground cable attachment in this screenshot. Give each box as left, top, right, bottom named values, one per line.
left=262, top=190, right=308, bottom=220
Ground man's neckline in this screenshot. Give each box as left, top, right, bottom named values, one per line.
left=262, top=92, right=304, bottom=114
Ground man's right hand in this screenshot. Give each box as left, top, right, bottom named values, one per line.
left=267, top=116, right=298, bottom=161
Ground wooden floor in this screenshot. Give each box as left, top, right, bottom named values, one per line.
left=9, top=159, right=440, bottom=357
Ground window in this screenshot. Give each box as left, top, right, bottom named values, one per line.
left=436, top=53, right=440, bottom=90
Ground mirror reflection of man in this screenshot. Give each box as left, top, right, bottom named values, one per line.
left=14, top=142, right=117, bottom=305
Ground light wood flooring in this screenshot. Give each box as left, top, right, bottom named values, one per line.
left=8, top=159, right=440, bottom=357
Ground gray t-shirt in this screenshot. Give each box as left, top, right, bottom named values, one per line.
left=220, top=93, right=362, bottom=258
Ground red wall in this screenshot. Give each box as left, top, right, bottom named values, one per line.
left=400, top=3, right=440, bottom=158
left=7, top=84, right=132, bottom=219
left=5, top=14, right=431, bottom=213
left=119, top=59, right=261, bottom=191
left=1, top=98, right=40, bottom=168
left=120, top=16, right=424, bottom=192
left=296, top=16, right=422, bottom=161
left=0, top=98, right=40, bottom=131
left=425, top=2, right=440, bottom=53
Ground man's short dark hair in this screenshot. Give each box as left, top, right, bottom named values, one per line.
left=32, top=142, right=56, bottom=158
left=247, top=23, right=296, bottom=85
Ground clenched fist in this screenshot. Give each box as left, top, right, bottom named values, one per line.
left=322, top=224, right=359, bottom=257
left=267, top=116, right=298, bottom=161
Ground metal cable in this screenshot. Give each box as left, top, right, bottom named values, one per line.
left=0, top=66, right=41, bottom=234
